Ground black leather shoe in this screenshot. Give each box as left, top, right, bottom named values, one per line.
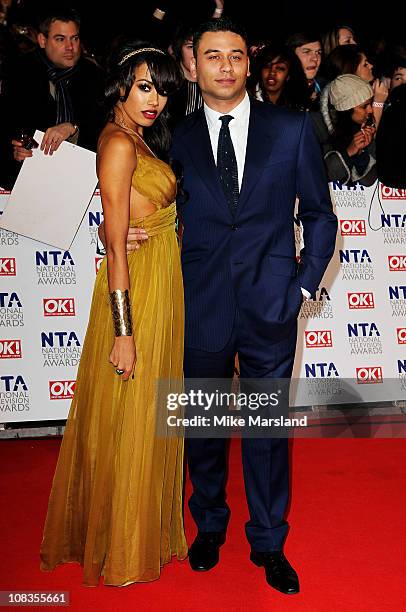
left=188, top=532, right=226, bottom=571
left=250, top=550, right=300, bottom=594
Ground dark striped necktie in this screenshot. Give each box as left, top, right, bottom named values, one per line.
left=217, top=114, right=239, bottom=216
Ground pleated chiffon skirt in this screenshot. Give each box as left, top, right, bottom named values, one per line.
left=40, top=203, right=188, bottom=586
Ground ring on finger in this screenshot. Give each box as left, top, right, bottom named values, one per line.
left=115, top=369, right=124, bottom=375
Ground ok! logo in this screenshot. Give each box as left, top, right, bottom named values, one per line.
left=0, top=257, right=16, bottom=276
left=43, top=298, right=75, bottom=317
left=397, top=328, right=406, bottom=344
left=339, top=219, right=366, bottom=236
left=49, top=380, right=76, bottom=400
left=0, top=339, right=22, bottom=359
left=347, top=292, right=375, bottom=309
left=305, top=330, right=333, bottom=348
left=388, top=256, right=406, bottom=272
left=356, top=367, right=383, bottom=384
left=380, top=185, right=406, bottom=200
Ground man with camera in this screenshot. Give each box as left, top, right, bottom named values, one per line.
left=0, top=7, right=104, bottom=188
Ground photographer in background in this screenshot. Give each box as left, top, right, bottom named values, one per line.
left=0, top=6, right=104, bottom=189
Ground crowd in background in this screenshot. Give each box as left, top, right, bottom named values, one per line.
left=0, top=0, right=405, bottom=189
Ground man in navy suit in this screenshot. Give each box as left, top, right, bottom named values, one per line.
left=171, top=18, right=337, bottom=594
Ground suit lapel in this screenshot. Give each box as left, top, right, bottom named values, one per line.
left=181, top=108, right=230, bottom=214
left=237, top=101, right=273, bottom=215
left=181, top=102, right=277, bottom=217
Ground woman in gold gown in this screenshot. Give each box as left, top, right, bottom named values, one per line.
left=40, top=42, right=187, bottom=586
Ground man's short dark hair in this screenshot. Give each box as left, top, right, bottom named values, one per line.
left=286, top=31, right=321, bottom=52
left=193, top=17, right=248, bottom=58
left=38, top=7, right=81, bottom=37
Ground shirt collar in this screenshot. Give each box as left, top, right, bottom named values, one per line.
left=204, top=91, right=250, bottom=131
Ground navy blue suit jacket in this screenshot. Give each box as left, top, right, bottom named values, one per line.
left=172, top=99, right=337, bottom=352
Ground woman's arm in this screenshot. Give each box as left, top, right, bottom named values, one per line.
left=372, top=79, right=388, bottom=129
left=98, top=133, right=135, bottom=289
left=98, top=132, right=137, bottom=380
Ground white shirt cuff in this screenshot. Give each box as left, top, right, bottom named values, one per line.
left=301, top=287, right=311, bottom=300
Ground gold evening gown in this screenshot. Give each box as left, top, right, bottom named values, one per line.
left=40, top=147, right=187, bottom=586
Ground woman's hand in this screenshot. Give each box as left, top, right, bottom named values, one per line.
left=372, top=78, right=389, bottom=104
left=360, top=125, right=376, bottom=147
left=109, top=336, right=136, bottom=381
left=346, top=126, right=375, bottom=156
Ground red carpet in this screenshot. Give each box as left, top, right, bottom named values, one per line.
left=1, top=438, right=405, bottom=611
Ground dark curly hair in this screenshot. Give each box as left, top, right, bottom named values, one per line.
left=104, top=40, right=183, bottom=160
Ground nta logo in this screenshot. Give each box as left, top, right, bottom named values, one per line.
left=0, top=292, right=22, bottom=308
left=88, top=211, right=103, bottom=227
left=0, top=375, right=27, bottom=391
left=305, top=362, right=339, bottom=377
left=381, top=214, right=406, bottom=228
left=41, top=331, right=80, bottom=348
left=347, top=323, right=380, bottom=337
left=389, top=286, right=406, bottom=300
left=35, top=251, right=75, bottom=266
left=339, top=249, right=371, bottom=263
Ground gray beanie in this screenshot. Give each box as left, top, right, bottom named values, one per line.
left=329, top=74, right=373, bottom=111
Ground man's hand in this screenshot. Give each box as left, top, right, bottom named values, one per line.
left=40, top=122, right=77, bottom=155
left=98, top=221, right=149, bottom=253
left=12, top=140, right=33, bottom=161
left=126, top=226, right=148, bottom=252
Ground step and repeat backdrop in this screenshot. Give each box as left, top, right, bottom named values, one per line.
left=0, top=182, right=405, bottom=422
left=292, top=182, right=405, bottom=406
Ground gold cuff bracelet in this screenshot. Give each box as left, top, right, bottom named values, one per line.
left=110, top=289, right=133, bottom=336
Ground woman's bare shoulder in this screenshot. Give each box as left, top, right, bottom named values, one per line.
left=97, top=124, right=137, bottom=178
left=98, top=123, right=137, bottom=157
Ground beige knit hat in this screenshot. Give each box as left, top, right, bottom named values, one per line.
left=329, top=74, right=374, bottom=111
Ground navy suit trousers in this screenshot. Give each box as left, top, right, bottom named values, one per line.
left=184, top=309, right=297, bottom=552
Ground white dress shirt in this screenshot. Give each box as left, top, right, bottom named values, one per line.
left=204, top=92, right=250, bottom=190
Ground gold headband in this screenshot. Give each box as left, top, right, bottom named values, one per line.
left=118, top=47, right=165, bottom=66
